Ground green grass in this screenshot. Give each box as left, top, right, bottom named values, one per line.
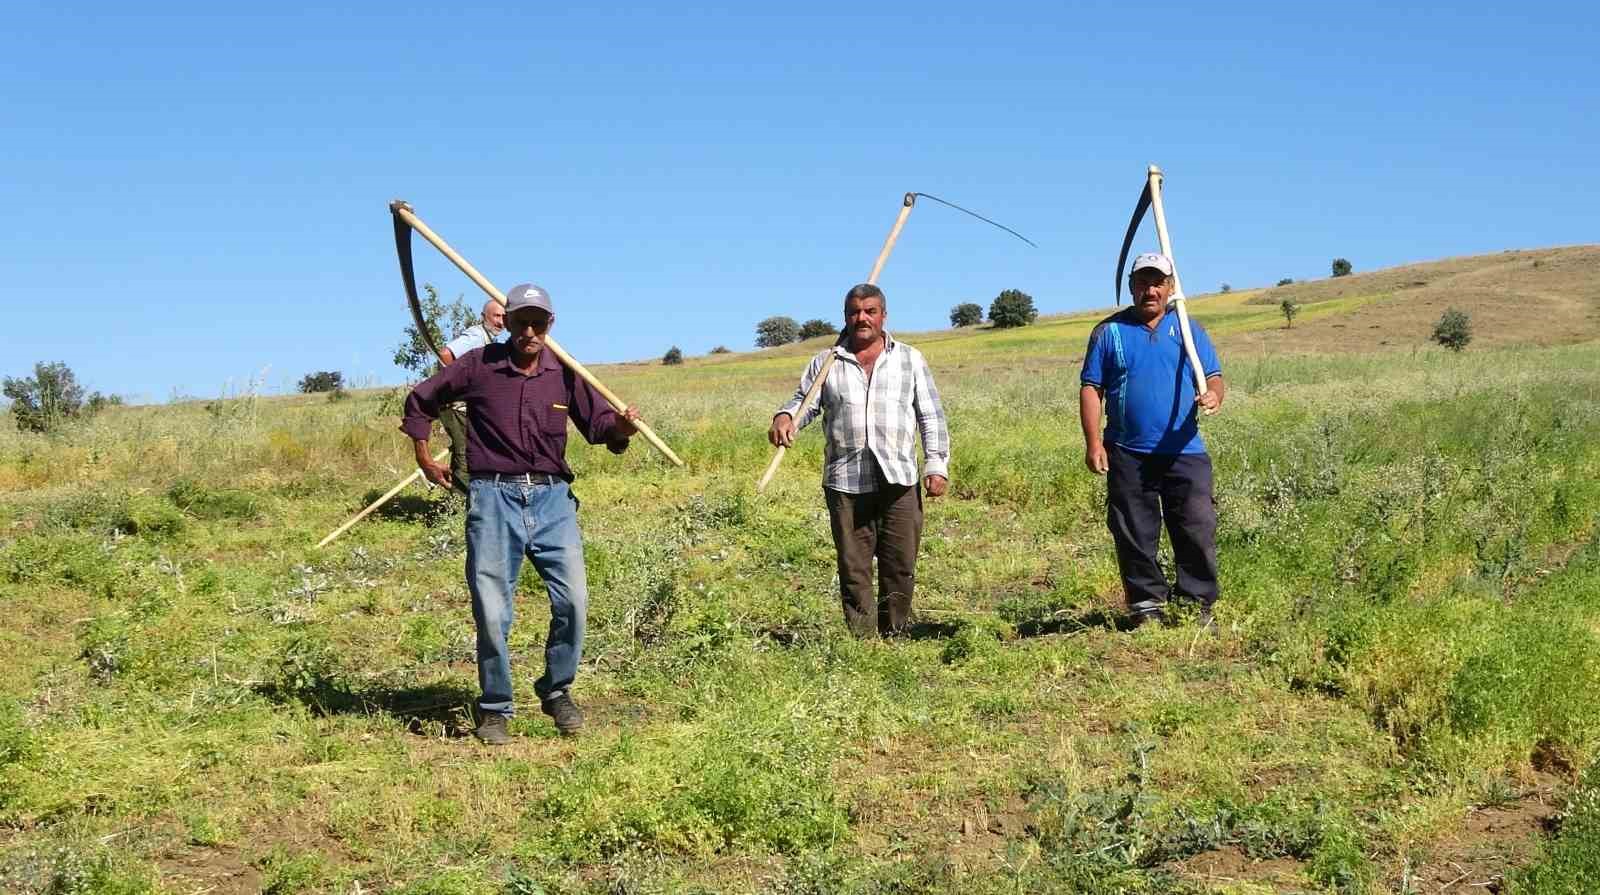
left=3, top=290, right=1600, bottom=893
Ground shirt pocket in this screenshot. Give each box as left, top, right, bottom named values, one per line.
left=541, top=402, right=570, bottom=436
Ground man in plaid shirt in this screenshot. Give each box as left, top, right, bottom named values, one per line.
left=769, top=283, right=950, bottom=637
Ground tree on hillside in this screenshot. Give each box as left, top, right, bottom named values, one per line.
left=950, top=303, right=983, bottom=327
left=1433, top=308, right=1473, bottom=352
left=755, top=316, right=801, bottom=348
left=797, top=319, right=837, bottom=340
left=3, top=361, right=103, bottom=434
left=1220, top=283, right=1233, bottom=293
left=662, top=346, right=684, bottom=365
left=298, top=371, right=345, bottom=393
left=393, top=283, right=478, bottom=375
left=709, top=345, right=732, bottom=354
left=1276, top=277, right=1295, bottom=286
left=1331, top=258, right=1353, bottom=278
left=1280, top=298, right=1300, bottom=329
left=988, top=289, right=1038, bottom=329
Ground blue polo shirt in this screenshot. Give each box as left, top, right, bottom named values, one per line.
left=1080, top=307, right=1222, bottom=455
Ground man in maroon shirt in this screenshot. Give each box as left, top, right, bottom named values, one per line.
left=401, top=283, right=639, bottom=743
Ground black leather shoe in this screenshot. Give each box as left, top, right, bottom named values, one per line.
left=541, top=694, right=584, bottom=736
left=473, top=712, right=512, bottom=746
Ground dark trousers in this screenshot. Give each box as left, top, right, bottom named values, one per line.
left=1106, top=444, right=1219, bottom=615
left=825, top=483, right=924, bottom=637
left=439, top=404, right=471, bottom=496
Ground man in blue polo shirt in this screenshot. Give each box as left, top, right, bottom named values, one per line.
left=1079, top=252, right=1226, bottom=628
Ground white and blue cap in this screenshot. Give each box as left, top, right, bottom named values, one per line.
left=504, top=283, right=554, bottom=315
left=1130, top=253, right=1174, bottom=276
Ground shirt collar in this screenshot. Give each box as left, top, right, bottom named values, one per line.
left=834, top=330, right=897, bottom=360
left=486, top=342, right=562, bottom=376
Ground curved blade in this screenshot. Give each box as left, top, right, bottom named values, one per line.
left=911, top=192, right=1038, bottom=248
left=391, top=200, right=446, bottom=365
left=1115, top=183, right=1151, bottom=306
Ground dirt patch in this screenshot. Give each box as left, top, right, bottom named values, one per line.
left=1170, top=844, right=1307, bottom=888
left=158, top=845, right=263, bottom=895
left=1398, top=785, right=1561, bottom=892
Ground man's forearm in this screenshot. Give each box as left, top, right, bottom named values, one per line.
left=1079, top=386, right=1104, bottom=446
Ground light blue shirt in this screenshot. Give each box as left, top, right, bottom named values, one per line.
left=444, top=324, right=497, bottom=360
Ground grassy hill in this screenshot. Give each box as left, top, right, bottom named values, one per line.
left=3, top=247, right=1600, bottom=894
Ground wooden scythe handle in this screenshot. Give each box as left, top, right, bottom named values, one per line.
left=392, top=203, right=684, bottom=467
left=315, top=448, right=449, bottom=549
left=756, top=193, right=917, bottom=493
left=1145, top=166, right=1209, bottom=398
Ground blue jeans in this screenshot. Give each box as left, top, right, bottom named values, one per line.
left=465, top=477, right=588, bottom=715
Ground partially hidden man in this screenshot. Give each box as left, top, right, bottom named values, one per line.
left=437, top=299, right=507, bottom=497
left=401, top=284, right=639, bottom=743
left=769, top=284, right=950, bottom=638
left=1079, top=253, right=1225, bottom=629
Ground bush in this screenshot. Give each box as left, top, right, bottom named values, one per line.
left=709, top=345, right=731, bottom=355
left=1277, top=277, right=1294, bottom=286
left=949, top=303, right=983, bottom=327
left=797, top=319, right=836, bottom=340
left=1433, top=308, right=1473, bottom=352
left=662, top=346, right=684, bottom=365
left=1280, top=299, right=1300, bottom=329
left=3, top=361, right=88, bottom=433
left=755, top=316, right=801, bottom=348
left=1220, top=283, right=1233, bottom=293
left=1331, top=258, right=1353, bottom=277
left=297, top=371, right=344, bottom=393
left=988, top=289, right=1038, bottom=329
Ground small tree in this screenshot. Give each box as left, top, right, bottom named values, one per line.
left=298, top=371, right=345, bottom=393
left=1331, top=258, right=1353, bottom=278
left=797, top=319, right=837, bottom=340
left=393, top=283, right=478, bottom=375
left=662, top=346, right=684, bottom=365
left=1276, top=277, right=1294, bottom=286
left=3, top=361, right=87, bottom=433
left=755, top=315, right=801, bottom=348
left=1433, top=308, right=1473, bottom=352
left=988, top=289, right=1038, bottom=329
left=949, top=302, right=983, bottom=327
left=1280, top=298, right=1300, bottom=329
left=709, top=345, right=732, bottom=354
left=1220, top=283, right=1233, bottom=293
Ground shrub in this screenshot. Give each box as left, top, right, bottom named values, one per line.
left=709, top=345, right=731, bottom=354
left=1220, top=283, right=1233, bottom=293
left=797, top=319, right=836, bottom=340
left=1281, top=299, right=1300, bottom=329
left=1277, top=277, right=1294, bottom=286
left=1433, top=308, right=1472, bottom=352
left=755, top=316, right=800, bottom=348
left=1331, top=258, right=1353, bottom=277
left=988, top=289, right=1038, bottom=329
left=297, top=371, right=344, bottom=393
left=662, top=346, right=684, bottom=365
left=4, top=361, right=87, bottom=433
left=949, top=303, right=983, bottom=327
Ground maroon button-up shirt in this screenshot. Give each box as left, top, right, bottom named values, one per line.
left=400, top=343, right=628, bottom=481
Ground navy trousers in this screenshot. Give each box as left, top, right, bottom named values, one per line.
left=1105, top=444, right=1219, bottom=615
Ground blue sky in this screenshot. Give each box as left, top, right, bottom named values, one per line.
left=3, top=3, right=1596, bottom=402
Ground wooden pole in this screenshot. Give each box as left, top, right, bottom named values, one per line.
left=392, top=203, right=685, bottom=467
left=756, top=193, right=916, bottom=493
left=1145, top=166, right=1209, bottom=399
left=316, top=448, right=449, bottom=549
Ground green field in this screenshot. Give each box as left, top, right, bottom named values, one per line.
left=4, top=251, right=1600, bottom=894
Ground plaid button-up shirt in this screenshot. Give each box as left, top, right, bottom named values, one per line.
left=777, top=333, right=950, bottom=494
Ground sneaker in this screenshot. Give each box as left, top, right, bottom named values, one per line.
left=541, top=693, right=585, bottom=736
left=1197, top=607, right=1216, bottom=632
left=473, top=711, right=512, bottom=746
